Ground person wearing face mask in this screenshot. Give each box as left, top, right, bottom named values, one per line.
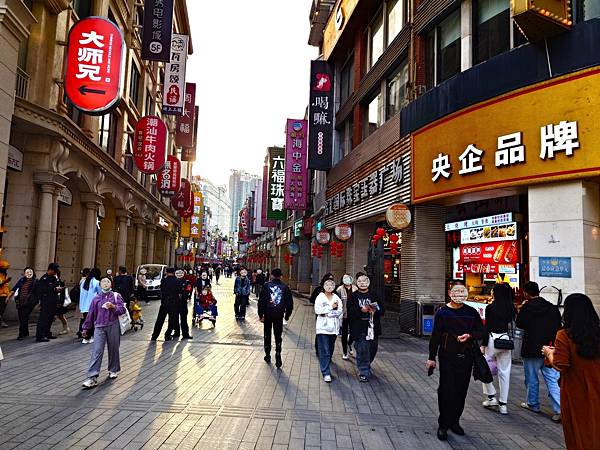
left=336, top=274, right=357, bottom=360
left=255, top=268, right=267, bottom=300
left=81, top=276, right=126, bottom=388
left=234, top=268, right=251, bottom=320
left=310, top=273, right=335, bottom=357
left=347, top=272, right=384, bottom=382
left=34, top=263, right=64, bottom=342
left=137, top=268, right=148, bottom=304
left=151, top=267, right=182, bottom=341
left=427, top=283, right=486, bottom=441
left=9, top=267, right=38, bottom=340
left=315, top=279, right=344, bottom=382
left=172, top=269, right=193, bottom=339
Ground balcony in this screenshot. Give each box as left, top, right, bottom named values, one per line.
left=15, top=67, right=30, bottom=99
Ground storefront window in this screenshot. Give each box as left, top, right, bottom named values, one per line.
left=369, top=13, right=385, bottom=69
left=387, top=61, right=408, bottom=118
left=474, top=0, right=510, bottom=65
left=438, top=9, right=461, bottom=83
left=387, top=0, right=405, bottom=44
left=365, top=92, right=382, bottom=138
left=339, top=55, right=355, bottom=105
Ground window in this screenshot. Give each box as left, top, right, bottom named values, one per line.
left=578, top=0, right=600, bottom=20
left=426, top=9, right=461, bottom=88
left=337, top=119, right=354, bottom=160
left=98, top=113, right=117, bottom=156
left=73, top=0, right=91, bottom=18
left=474, top=0, right=510, bottom=65
left=369, top=12, right=385, bottom=69
left=339, top=55, right=354, bottom=105
left=365, top=92, right=382, bottom=138
left=387, top=0, right=405, bottom=44
left=387, top=62, right=408, bottom=118
left=145, top=89, right=155, bottom=115
left=130, top=64, right=141, bottom=110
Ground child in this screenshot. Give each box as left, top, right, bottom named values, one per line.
left=130, top=298, right=144, bottom=330
left=195, top=286, right=218, bottom=327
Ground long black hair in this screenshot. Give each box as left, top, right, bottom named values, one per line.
left=83, top=268, right=101, bottom=290
left=491, top=283, right=515, bottom=323
left=562, top=293, right=600, bottom=359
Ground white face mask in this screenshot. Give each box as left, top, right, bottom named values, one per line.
left=25, top=269, right=34, bottom=279
left=201, top=273, right=207, bottom=280
left=106, top=270, right=112, bottom=276
left=176, top=271, right=184, bottom=279
left=449, top=285, right=468, bottom=304
left=100, top=279, right=112, bottom=292
left=356, top=276, right=370, bottom=291
left=240, top=270, right=247, bottom=277
left=323, top=280, right=336, bottom=293
left=343, top=275, right=353, bottom=286
left=257, top=270, right=262, bottom=274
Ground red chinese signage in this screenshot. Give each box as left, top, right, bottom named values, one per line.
left=176, top=83, right=196, bottom=149
left=460, top=241, right=519, bottom=267
left=157, top=155, right=181, bottom=197
left=171, top=178, right=193, bottom=217
left=133, top=116, right=167, bottom=174
left=65, top=17, right=125, bottom=114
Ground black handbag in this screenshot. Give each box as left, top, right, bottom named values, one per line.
left=472, top=342, right=493, bottom=383
left=493, top=333, right=515, bottom=350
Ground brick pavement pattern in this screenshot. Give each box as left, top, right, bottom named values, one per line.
left=0, top=277, right=565, bottom=449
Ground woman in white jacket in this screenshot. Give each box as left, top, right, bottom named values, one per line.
left=315, top=278, right=343, bottom=383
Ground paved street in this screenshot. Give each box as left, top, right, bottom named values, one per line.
left=0, top=278, right=565, bottom=450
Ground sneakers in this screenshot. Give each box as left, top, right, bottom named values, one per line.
left=342, top=354, right=349, bottom=360
left=520, top=402, right=541, bottom=413
left=499, top=405, right=508, bottom=415
left=323, top=375, right=332, bottom=383
left=89, top=337, right=94, bottom=344
left=359, top=375, right=368, bottom=382
left=482, top=397, right=499, bottom=407
left=0, top=320, right=8, bottom=328
left=551, top=413, right=561, bottom=422
left=82, top=339, right=90, bottom=344
left=283, top=319, right=288, bottom=326
left=82, top=377, right=98, bottom=388
left=108, top=372, right=119, bottom=379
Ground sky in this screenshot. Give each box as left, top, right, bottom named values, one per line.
left=187, top=0, right=319, bottom=187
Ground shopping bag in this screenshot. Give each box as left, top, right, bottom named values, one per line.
left=119, top=308, right=131, bottom=335
left=485, top=354, right=498, bottom=377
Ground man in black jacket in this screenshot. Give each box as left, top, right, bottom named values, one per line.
left=258, top=268, right=293, bottom=368
left=151, top=268, right=181, bottom=341
left=516, top=281, right=561, bottom=420
left=35, top=263, right=63, bottom=342
left=113, top=266, right=134, bottom=312
left=172, top=269, right=193, bottom=340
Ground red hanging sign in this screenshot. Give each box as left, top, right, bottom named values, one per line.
left=157, top=155, right=181, bottom=197
left=171, top=178, right=193, bottom=215
left=133, top=115, right=167, bottom=174
left=65, top=17, right=125, bottom=114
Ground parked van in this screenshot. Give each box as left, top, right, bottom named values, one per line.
left=136, top=264, right=166, bottom=301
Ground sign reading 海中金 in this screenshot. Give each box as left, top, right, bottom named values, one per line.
left=162, top=34, right=188, bottom=116
left=141, top=0, right=174, bottom=62
left=539, top=257, right=572, bottom=278
left=284, top=119, right=308, bottom=210
left=267, top=147, right=287, bottom=221
left=308, top=60, right=334, bottom=171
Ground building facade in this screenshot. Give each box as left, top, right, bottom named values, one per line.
left=228, top=169, right=261, bottom=242
left=196, top=177, right=231, bottom=238
left=308, top=0, right=600, bottom=314
left=1, top=0, right=194, bottom=319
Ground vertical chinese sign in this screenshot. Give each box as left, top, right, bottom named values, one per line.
left=162, top=34, right=188, bottom=115
left=157, top=155, right=181, bottom=196
left=180, top=217, right=191, bottom=238
left=284, top=119, right=308, bottom=210
left=190, top=192, right=203, bottom=239
left=177, top=83, right=196, bottom=160
left=133, top=115, right=167, bottom=173
left=172, top=178, right=193, bottom=215
left=141, top=0, right=174, bottom=62
left=308, top=60, right=334, bottom=170
left=267, top=147, right=287, bottom=221
left=65, top=17, right=125, bottom=114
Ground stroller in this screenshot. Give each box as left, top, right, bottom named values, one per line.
left=193, top=288, right=218, bottom=327
left=130, top=298, right=144, bottom=331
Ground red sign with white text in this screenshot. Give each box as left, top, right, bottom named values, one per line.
left=171, top=178, right=193, bottom=217
left=133, top=115, right=167, bottom=174
left=176, top=83, right=196, bottom=149
left=157, top=155, right=181, bottom=197
left=65, top=17, right=125, bottom=114
left=460, top=241, right=520, bottom=265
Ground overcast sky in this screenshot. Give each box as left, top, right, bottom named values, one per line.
left=187, top=0, right=319, bottom=187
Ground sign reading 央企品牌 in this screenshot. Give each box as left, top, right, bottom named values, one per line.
left=539, top=257, right=572, bottom=278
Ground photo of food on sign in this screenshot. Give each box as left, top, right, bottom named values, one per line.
left=462, top=222, right=517, bottom=244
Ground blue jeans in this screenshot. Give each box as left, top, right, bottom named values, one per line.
left=317, top=334, right=337, bottom=376
left=523, top=357, right=561, bottom=413
left=354, top=335, right=379, bottom=377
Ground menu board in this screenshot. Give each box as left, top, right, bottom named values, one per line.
left=459, top=241, right=520, bottom=274
left=461, top=222, right=517, bottom=244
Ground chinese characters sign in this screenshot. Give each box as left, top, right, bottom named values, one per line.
left=162, top=34, right=188, bottom=116
left=65, top=17, right=125, bottom=114
left=413, top=69, right=600, bottom=203
left=459, top=241, right=519, bottom=274
left=157, top=155, right=181, bottom=197
left=176, top=83, right=196, bottom=150
left=261, top=163, right=276, bottom=228
left=308, top=60, right=334, bottom=170
left=141, top=0, right=174, bottom=62
left=539, top=257, right=572, bottom=278
left=172, top=178, right=192, bottom=217
left=284, top=119, right=308, bottom=210
left=190, top=191, right=203, bottom=238
left=267, top=147, right=287, bottom=221
left=133, top=115, right=167, bottom=174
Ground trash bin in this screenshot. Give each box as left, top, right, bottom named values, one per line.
left=422, top=304, right=436, bottom=336
left=512, top=327, right=524, bottom=362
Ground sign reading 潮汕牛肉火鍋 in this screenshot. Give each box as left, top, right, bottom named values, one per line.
left=539, top=257, right=572, bottom=278
left=141, top=0, right=174, bottom=62
left=284, top=119, right=308, bottom=210
left=267, top=147, right=287, bottom=221
left=65, top=17, right=125, bottom=114
left=308, top=60, right=334, bottom=171
left=162, top=34, right=188, bottom=116
left=133, top=115, right=167, bottom=174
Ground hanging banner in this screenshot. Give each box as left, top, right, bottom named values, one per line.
left=65, top=17, right=125, bottom=114
left=267, top=147, right=287, bottom=221
left=180, top=216, right=191, bottom=238
left=308, top=60, right=334, bottom=170
left=133, top=115, right=167, bottom=174
left=261, top=163, right=276, bottom=228
left=176, top=83, right=196, bottom=149
left=172, top=178, right=192, bottom=214
left=162, top=34, right=188, bottom=116
left=141, top=0, right=174, bottom=62
left=284, top=119, right=308, bottom=210
left=190, top=191, right=203, bottom=238
left=157, top=155, right=181, bottom=197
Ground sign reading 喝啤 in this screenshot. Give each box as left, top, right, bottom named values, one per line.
left=308, top=60, right=334, bottom=170
left=65, top=17, right=125, bottom=114
left=157, top=155, right=181, bottom=197
left=133, top=115, right=167, bottom=174
left=141, top=0, right=174, bottom=62
left=162, top=34, right=188, bottom=116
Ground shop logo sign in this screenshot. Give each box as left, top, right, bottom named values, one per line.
left=141, top=0, right=174, bottom=62
left=157, top=155, right=181, bottom=197
left=133, top=115, right=167, bottom=174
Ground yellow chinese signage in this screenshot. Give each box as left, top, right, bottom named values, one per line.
left=190, top=191, right=203, bottom=239
left=412, top=67, right=600, bottom=204
left=180, top=217, right=191, bottom=238
left=322, top=0, right=359, bottom=60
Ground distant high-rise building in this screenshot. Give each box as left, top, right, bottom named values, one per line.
left=192, top=176, right=232, bottom=237
left=228, top=170, right=261, bottom=239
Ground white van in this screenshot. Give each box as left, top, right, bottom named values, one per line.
left=136, top=264, right=166, bottom=300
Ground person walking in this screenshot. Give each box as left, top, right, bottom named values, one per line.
left=255, top=268, right=267, bottom=300
left=258, top=268, right=293, bottom=368
left=78, top=268, right=102, bottom=343
left=54, top=270, right=70, bottom=335
left=347, top=272, right=384, bottom=382
left=113, top=266, right=134, bottom=316
left=234, top=268, right=251, bottom=320
left=427, top=283, right=485, bottom=441
left=315, top=278, right=343, bottom=382
left=310, top=273, right=335, bottom=356
left=81, top=276, right=126, bottom=388
left=151, top=267, right=181, bottom=341
left=516, top=281, right=562, bottom=421
left=215, top=265, right=222, bottom=285
left=336, top=274, right=356, bottom=360
left=137, top=268, right=149, bottom=304
left=0, top=260, right=12, bottom=327
left=172, top=269, right=193, bottom=339
left=9, top=267, right=37, bottom=340
left=481, top=283, right=516, bottom=414
left=543, top=293, right=600, bottom=450
left=34, top=263, right=64, bottom=342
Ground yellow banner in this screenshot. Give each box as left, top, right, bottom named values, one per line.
left=191, top=191, right=203, bottom=238
left=180, top=217, right=191, bottom=238
left=412, top=67, right=600, bottom=203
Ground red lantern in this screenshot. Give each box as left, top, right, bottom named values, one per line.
left=390, top=234, right=399, bottom=243
left=376, top=227, right=386, bottom=237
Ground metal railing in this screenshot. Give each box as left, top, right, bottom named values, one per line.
left=15, top=67, right=30, bottom=99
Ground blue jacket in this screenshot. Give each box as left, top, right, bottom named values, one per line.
left=234, top=276, right=251, bottom=296
left=79, top=278, right=101, bottom=313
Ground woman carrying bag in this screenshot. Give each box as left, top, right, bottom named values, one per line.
left=9, top=267, right=38, bottom=340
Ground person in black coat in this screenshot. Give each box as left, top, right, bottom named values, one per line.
left=171, top=269, right=193, bottom=339
left=151, top=268, right=182, bottom=341
left=9, top=267, right=38, bottom=340
left=35, top=263, right=63, bottom=342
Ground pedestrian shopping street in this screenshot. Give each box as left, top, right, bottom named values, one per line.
left=0, top=277, right=564, bottom=450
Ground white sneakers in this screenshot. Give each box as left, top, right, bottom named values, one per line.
left=283, top=319, right=288, bottom=326
left=82, top=337, right=95, bottom=344
left=82, top=377, right=97, bottom=388
left=499, top=405, right=508, bottom=415
left=323, top=375, right=332, bottom=383
left=482, top=397, right=499, bottom=407
left=108, top=372, right=119, bottom=379
left=342, top=354, right=349, bottom=360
